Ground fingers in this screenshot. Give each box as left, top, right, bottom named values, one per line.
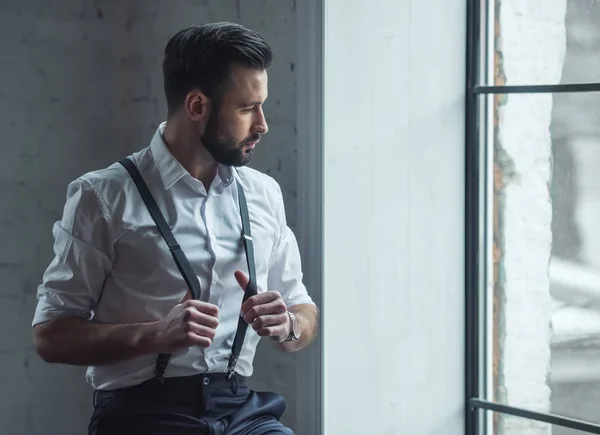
left=251, top=314, right=289, bottom=340
left=234, top=270, right=250, bottom=290
left=181, top=308, right=219, bottom=348
left=180, top=302, right=219, bottom=348
left=184, top=331, right=212, bottom=348
left=251, top=313, right=287, bottom=329
left=174, top=284, right=290, bottom=346
left=180, top=289, right=193, bottom=303
left=183, top=300, right=219, bottom=318
left=239, top=290, right=290, bottom=342
left=185, top=322, right=217, bottom=341
left=242, top=293, right=286, bottom=324
left=256, top=326, right=288, bottom=339
left=183, top=305, right=219, bottom=328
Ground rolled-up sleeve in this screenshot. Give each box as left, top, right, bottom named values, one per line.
left=32, top=179, right=114, bottom=327
left=266, top=181, right=315, bottom=308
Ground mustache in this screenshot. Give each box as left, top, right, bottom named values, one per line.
left=244, top=133, right=262, bottom=144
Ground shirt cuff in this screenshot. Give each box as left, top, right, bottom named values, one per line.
left=32, top=295, right=91, bottom=327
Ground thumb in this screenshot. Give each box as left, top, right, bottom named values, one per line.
left=234, top=270, right=250, bottom=291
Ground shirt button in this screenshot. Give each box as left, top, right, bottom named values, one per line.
left=202, top=377, right=210, bottom=386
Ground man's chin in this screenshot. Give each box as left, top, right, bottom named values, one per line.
left=233, top=155, right=252, bottom=167
left=219, top=152, right=252, bottom=168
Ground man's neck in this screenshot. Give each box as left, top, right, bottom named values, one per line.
left=162, top=119, right=218, bottom=188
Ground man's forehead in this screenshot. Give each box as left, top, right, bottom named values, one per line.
left=226, top=65, right=268, bottom=98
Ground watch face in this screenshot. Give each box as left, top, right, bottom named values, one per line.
left=291, top=313, right=301, bottom=338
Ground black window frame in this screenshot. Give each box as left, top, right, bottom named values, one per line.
left=464, top=0, right=600, bottom=434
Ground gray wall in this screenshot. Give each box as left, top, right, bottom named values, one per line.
left=0, top=1, right=300, bottom=434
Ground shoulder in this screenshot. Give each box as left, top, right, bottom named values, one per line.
left=61, top=149, right=151, bottom=231
left=66, top=148, right=149, bottom=207
left=65, top=162, right=128, bottom=211
left=72, top=163, right=127, bottom=191
left=54, top=162, right=127, bottom=239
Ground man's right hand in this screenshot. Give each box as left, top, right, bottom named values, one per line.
left=151, top=300, right=220, bottom=353
left=32, top=298, right=220, bottom=366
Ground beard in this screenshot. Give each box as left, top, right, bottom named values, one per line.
left=201, top=111, right=262, bottom=167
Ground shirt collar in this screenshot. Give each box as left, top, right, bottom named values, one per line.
left=150, top=122, right=235, bottom=191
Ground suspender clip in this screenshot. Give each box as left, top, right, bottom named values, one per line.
left=226, top=355, right=239, bottom=380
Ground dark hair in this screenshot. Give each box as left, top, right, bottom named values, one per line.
left=162, top=22, right=273, bottom=117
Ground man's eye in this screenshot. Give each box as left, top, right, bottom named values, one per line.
left=241, top=107, right=254, bottom=113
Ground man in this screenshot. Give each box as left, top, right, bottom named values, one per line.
left=31, top=22, right=318, bottom=435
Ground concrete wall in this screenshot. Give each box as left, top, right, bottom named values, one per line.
left=0, top=1, right=300, bottom=434
left=321, top=0, right=466, bottom=434
left=493, top=0, right=567, bottom=434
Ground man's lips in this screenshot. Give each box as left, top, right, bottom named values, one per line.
left=244, top=140, right=260, bottom=149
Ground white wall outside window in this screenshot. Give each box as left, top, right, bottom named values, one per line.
left=295, top=1, right=467, bottom=433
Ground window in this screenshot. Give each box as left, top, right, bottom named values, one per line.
left=466, top=0, right=600, bottom=434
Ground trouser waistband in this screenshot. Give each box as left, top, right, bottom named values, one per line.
left=94, top=373, right=248, bottom=405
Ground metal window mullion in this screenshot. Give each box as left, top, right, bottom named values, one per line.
left=471, top=399, right=600, bottom=434
left=465, top=0, right=481, bottom=433
left=474, top=83, right=600, bottom=94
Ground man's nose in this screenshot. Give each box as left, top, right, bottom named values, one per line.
left=254, top=108, right=268, bottom=135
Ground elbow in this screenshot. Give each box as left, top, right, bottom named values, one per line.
left=32, top=324, right=60, bottom=363
left=35, top=347, right=58, bottom=364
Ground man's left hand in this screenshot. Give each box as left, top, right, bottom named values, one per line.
left=234, top=270, right=290, bottom=342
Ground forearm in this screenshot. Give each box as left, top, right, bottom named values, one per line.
left=278, top=304, right=319, bottom=352
left=33, top=316, right=159, bottom=366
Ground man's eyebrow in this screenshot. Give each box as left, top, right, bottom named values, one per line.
left=240, top=100, right=263, bottom=107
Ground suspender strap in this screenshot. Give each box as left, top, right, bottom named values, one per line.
left=119, top=159, right=203, bottom=302
left=119, top=158, right=203, bottom=381
left=119, top=158, right=257, bottom=382
left=226, top=182, right=258, bottom=379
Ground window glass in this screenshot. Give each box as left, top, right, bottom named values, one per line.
left=485, top=0, right=600, bottom=429
left=487, top=0, right=600, bottom=86
left=486, top=411, right=594, bottom=435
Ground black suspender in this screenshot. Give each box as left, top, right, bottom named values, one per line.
left=119, top=158, right=257, bottom=381
left=226, top=184, right=258, bottom=379
left=119, top=158, right=203, bottom=302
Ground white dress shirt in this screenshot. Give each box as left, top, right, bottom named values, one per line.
left=32, top=122, right=314, bottom=390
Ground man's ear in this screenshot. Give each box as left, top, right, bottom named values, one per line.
left=184, top=90, right=210, bottom=122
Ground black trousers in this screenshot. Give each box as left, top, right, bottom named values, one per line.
left=88, top=374, right=294, bottom=435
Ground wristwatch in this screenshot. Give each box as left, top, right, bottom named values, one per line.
left=283, top=311, right=301, bottom=342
